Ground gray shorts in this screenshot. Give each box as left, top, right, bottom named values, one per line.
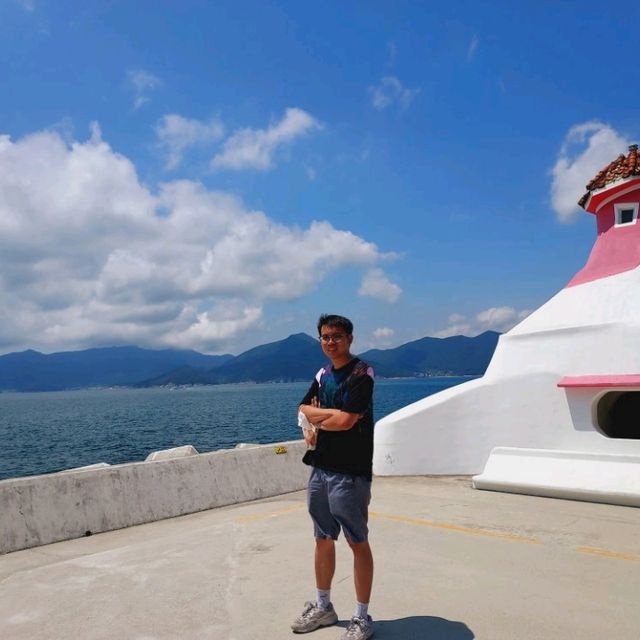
left=307, top=467, right=372, bottom=544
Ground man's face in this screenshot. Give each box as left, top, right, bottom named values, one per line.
left=319, top=324, right=353, bottom=360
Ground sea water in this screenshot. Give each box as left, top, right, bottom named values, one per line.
left=0, top=377, right=472, bottom=481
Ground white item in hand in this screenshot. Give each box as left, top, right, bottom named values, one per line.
left=298, top=411, right=317, bottom=450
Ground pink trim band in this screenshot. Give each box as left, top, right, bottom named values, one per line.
left=558, top=374, right=640, bottom=388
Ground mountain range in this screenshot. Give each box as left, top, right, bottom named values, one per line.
left=0, top=331, right=500, bottom=392
left=0, top=346, right=233, bottom=392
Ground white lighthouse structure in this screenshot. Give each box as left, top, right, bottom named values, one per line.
left=373, top=145, right=640, bottom=507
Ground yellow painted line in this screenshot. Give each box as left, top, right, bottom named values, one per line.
left=235, top=504, right=304, bottom=523
left=576, top=546, right=640, bottom=562
left=369, top=511, right=540, bottom=544
left=234, top=506, right=639, bottom=563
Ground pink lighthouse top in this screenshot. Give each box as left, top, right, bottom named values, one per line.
left=569, top=144, right=640, bottom=287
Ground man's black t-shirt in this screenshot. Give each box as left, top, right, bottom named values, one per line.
left=300, top=357, right=375, bottom=480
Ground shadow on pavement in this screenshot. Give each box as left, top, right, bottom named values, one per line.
left=372, top=615, right=474, bottom=639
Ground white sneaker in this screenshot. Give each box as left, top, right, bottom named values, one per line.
left=341, top=615, right=373, bottom=640
left=291, top=601, right=338, bottom=633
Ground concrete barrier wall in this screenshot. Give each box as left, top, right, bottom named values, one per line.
left=0, top=440, right=309, bottom=555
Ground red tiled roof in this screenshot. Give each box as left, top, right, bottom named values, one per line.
left=578, top=144, right=640, bottom=209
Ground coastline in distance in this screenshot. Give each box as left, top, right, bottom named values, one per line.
left=0, top=331, right=499, bottom=392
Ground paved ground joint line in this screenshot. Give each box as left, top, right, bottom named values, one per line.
left=234, top=504, right=304, bottom=523
left=370, top=510, right=540, bottom=544
left=371, top=511, right=640, bottom=562
left=576, top=546, right=640, bottom=562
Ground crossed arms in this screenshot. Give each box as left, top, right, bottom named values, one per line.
left=299, top=397, right=361, bottom=432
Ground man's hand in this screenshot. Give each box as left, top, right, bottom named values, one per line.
left=300, top=398, right=361, bottom=432
left=300, top=398, right=319, bottom=447
left=303, top=426, right=317, bottom=448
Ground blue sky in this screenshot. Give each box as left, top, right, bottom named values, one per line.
left=1, top=0, right=639, bottom=355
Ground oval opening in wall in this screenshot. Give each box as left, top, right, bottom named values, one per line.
left=596, top=391, right=640, bottom=439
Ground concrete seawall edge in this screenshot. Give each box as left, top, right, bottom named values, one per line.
left=0, top=440, right=309, bottom=555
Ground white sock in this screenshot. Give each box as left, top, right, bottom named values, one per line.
left=355, top=601, right=369, bottom=619
left=316, top=588, right=331, bottom=609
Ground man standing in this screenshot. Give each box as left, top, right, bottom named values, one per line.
left=292, top=314, right=375, bottom=640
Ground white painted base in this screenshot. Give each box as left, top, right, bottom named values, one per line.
left=473, top=447, right=640, bottom=508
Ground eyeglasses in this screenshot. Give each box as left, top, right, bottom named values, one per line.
left=319, top=333, right=347, bottom=344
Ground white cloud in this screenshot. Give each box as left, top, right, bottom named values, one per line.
left=162, top=302, right=263, bottom=350
left=550, top=121, right=629, bottom=222
left=0, top=125, right=391, bottom=353
left=212, top=108, right=321, bottom=171
left=127, top=69, right=161, bottom=110
left=434, top=306, right=531, bottom=338
left=369, top=76, right=418, bottom=111
left=475, top=306, right=531, bottom=330
left=155, top=113, right=224, bottom=170
left=466, top=36, right=479, bottom=63
left=358, top=268, right=401, bottom=303
left=367, top=326, right=395, bottom=349
left=433, top=321, right=472, bottom=339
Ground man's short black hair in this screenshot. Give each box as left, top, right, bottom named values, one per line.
left=317, top=314, right=353, bottom=336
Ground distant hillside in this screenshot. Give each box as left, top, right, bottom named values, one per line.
left=210, top=333, right=324, bottom=383
left=136, top=333, right=326, bottom=386
left=0, top=331, right=500, bottom=391
left=133, top=365, right=220, bottom=388
left=359, top=331, right=499, bottom=376
left=136, top=331, right=499, bottom=387
left=0, top=346, right=233, bottom=392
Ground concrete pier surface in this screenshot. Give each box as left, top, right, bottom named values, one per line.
left=1, top=476, right=639, bottom=640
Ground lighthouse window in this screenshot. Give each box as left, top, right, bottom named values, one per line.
left=614, top=203, right=638, bottom=226
left=596, top=391, right=640, bottom=439
left=619, top=209, right=634, bottom=224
